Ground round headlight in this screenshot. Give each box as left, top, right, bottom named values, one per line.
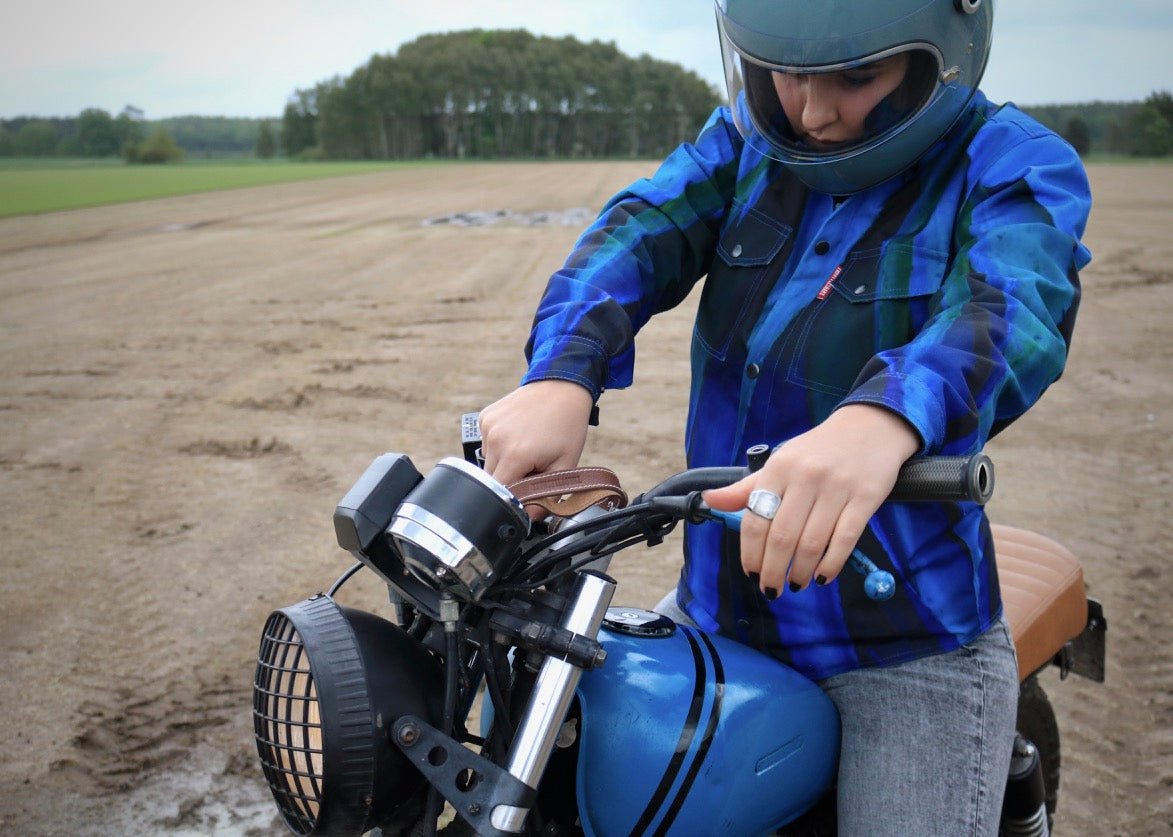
left=253, top=595, right=442, bottom=835
left=388, top=457, right=529, bottom=600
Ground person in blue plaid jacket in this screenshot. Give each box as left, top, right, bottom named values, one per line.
left=479, top=2, right=1091, bottom=832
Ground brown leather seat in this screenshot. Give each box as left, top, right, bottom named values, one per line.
left=993, top=524, right=1088, bottom=679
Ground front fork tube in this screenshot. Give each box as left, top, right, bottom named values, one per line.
left=491, top=571, right=616, bottom=833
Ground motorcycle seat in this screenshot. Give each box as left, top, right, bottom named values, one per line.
left=992, top=524, right=1088, bottom=679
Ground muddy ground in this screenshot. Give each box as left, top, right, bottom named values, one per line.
left=0, top=161, right=1169, bottom=835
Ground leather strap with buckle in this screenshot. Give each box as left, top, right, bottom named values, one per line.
left=508, top=467, right=627, bottom=518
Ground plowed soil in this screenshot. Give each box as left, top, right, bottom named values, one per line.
left=0, top=161, right=1169, bottom=835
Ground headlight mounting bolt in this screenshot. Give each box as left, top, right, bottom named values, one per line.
left=397, top=722, right=421, bottom=747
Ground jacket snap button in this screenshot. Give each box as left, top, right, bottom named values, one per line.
left=814, top=240, right=830, bottom=255
left=731, top=243, right=743, bottom=258
left=747, top=363, right=760, bottom=379
left=854, top=284, right=868, bottom=295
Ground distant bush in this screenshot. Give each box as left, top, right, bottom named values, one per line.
left=127, top=126, right=185, bottom=164
left=293, top=146, right=326, bottom=162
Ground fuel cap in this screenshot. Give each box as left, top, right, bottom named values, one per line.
left=602, top=607, right=676, bottom=638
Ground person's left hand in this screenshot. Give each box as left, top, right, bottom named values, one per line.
left=703, top=404, right=920, bottom=598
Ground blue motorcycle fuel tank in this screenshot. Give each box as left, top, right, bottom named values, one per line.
left=573, top=609, right=840, bottom=836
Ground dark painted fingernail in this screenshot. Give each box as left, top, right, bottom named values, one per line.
left=788, top=582, right=801, bottom=593
left=764, top=586, right=778, bottom=600
left=815, top=575, right=828, bottom=586
left=747, top=571, right=760, bottom=584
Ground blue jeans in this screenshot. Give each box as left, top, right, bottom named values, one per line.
left=654, top=594, right=1019, bottom=836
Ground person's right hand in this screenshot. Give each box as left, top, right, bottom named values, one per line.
left=478, top=380, right=595, bottom=488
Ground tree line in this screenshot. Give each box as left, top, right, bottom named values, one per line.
left=0, top=108, right=275, bottom=162
left=1027, top=92, right=1173, bottom=157
left=2, top=26, right=1170, bottom=162
left=280, top=30, right=721, bottom=160
left=286, top=38, right=1170, bottom=161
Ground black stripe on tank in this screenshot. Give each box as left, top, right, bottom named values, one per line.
left=652, top=630, right=727, bottom=836
left=627, top=628, right=708, bottom=837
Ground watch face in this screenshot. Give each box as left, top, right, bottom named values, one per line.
left=602, top=607, right=677, bottom=638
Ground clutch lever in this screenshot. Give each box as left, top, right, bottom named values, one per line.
left=701, top=506, right=895, bottom=601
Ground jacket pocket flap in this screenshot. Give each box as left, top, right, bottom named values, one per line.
left=716, top=207, right=791, bottom=267
left=834, top=244, right=949, bottom=303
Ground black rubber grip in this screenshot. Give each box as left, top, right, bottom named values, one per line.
left=888, top=454, right=994, bottom=504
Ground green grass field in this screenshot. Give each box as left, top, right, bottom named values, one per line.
left=0, top=160, right=419, bottom=218
left=3, top=155, right=1167, bottom=219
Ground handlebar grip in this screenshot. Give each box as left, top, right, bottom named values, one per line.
left=889, top=454, right=994, bottom=505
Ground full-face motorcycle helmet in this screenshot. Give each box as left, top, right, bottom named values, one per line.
left=716, top=0, right=994, bottom=194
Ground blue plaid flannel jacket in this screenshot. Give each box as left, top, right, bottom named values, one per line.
left=521, top=92, right=1092, bottom=679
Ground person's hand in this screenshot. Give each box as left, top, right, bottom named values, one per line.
left=478, top=380, right=595, bottom=488
left=703, top=404, right=920, bottom=597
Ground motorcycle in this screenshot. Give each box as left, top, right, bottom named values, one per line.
left=252, top=417, right=1105, bottom=836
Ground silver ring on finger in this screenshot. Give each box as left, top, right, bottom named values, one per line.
left=746, top=489, right=782, bottom=521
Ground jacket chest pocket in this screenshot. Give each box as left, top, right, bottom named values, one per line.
left=781, top=243, right=949, bottom=399
left=694, top=207, right=791, bottom=362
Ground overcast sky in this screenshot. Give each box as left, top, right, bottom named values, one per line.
left=3, top=1, right=1171, bottom=120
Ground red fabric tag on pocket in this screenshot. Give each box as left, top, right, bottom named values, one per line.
left=817, top=265, right=843, bottom=300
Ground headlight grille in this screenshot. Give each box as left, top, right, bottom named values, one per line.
left=254, top=612, right=326, bottom=835
left=252, top=594, right=442, bottom=836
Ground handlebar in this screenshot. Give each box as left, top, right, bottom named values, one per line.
left=461, top=410, right=992, bottom=507
left=638, top=453, right=993, bottom=506
left=632, top=453, right=994, bottom=602
left=363, top=419, right=990, bottom=604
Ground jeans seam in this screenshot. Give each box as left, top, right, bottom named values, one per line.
left=971, top=642, right=990, bottom=836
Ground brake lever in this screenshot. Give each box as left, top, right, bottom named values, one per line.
left=695, top=504, right=896, bottom=602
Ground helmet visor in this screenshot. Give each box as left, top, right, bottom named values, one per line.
left=719, top=20, right=942, bottom=166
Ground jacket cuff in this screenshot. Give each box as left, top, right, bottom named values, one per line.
left=522, top=335, right=609, bottom=401
left=839, top=372, right=945, bottom=455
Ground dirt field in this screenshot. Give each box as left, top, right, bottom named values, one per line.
left=0, top=161, right=1169, bottom=835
